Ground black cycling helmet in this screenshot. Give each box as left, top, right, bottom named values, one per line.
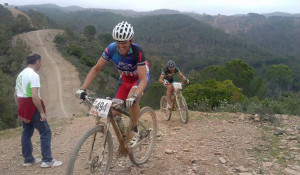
left=167, top=60, right=176, bottom=69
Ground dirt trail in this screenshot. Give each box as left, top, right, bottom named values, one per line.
left=14, top=29, right=87, bottom=118
left=1, top=110, right=299, bottom=175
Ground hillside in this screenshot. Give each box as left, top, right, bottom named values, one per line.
left=192, top=13, right=300, bottom=57
left=16, top=4, right=300, bottom=60
left=15, top=4, right=300, bottom=93
left=7, top=7, right=34, bottom=27
left=17, top=5, right=282, bottom=72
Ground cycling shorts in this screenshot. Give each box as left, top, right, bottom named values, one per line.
left=163, top=78, right=174, bottom=84
left=114, top=74, right=150, bottom=101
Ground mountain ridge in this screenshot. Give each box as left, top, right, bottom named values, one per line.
left=9, top=3, right=299, bottom=17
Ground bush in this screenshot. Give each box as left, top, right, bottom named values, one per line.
left=183, top=79, right=245, bottom=110
left=140, top=82, right=165, bottom=109
left=280, top=92, right=300, bottom=115
left=67, top=44, right=83, bottom=57
left=54, top=34, right=66, bottom=44
left=80, top=56, right=96, bottom=67
left=0, top=70, right=18, bottom=130
left=213, top=93, right=298, bottom=125
left=213, top=100, right=243, bottom=113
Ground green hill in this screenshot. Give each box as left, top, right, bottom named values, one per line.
left=18, top=6, right=283, bottom=71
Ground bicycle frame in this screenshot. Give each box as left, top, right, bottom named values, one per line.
left=67, top=95, right=157, bottom=174
left=85, top=97, right=133, bottom=160
left=170, top=82, right=183, bottom=111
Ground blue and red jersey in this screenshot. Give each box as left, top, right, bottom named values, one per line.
left=102, top=42, right=148, bottom=83
left=101, top=42, right=150, bottom=100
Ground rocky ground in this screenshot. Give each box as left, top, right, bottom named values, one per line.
left=0, top=111, right=299, bottom=175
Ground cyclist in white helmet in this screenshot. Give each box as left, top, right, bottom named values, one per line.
left=159, top=60, right=189, bottom=108
left=76, top=21, right=150, bottom=147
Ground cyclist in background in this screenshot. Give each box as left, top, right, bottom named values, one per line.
left=76, top=21, right=150, bottom=147
left=159, top=60, right=189, bottom=108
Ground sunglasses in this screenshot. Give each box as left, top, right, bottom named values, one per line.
left=115, top=40, right=131, bottom=44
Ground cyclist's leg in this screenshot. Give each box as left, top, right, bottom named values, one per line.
left=114, top=78, right=134, bottom=149
left=128, top=73, right=150, bottom=129
left=113, top=78, right=131, bottom=131
left=166, top=85, right=172, bottom=107
left=165, top=78, right=174, bottom=106
left=127, top=85, right=140, bottom=129
left=113, top=77, right=129, bottom=101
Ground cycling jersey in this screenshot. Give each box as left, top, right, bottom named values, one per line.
left=161, top=66, right=180, bottom=83
left=102, top=42, right=150, bottom=100
left=102, top=42, right=147, bottom=83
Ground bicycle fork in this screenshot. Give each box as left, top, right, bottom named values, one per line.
left=99, top=119, right=111, bottom=166
left=171, top=94, right=177, bottom=111
left=87, top=118, right=111, bottom=172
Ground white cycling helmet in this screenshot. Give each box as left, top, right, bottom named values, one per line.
left=112, top=21, right=134, bottom=41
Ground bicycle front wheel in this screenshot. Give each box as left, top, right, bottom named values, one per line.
left=129, top=106, right=157, bottom=165
left=160, top=95, right=171, bottom=121
left=176, top=94, right=189, bottom=124
left=66, top=125, right=113, bottom=175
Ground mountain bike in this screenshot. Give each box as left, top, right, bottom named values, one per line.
left=66, top=95, right=157, bottom=175
left=160, top=82, right=189, bottom=124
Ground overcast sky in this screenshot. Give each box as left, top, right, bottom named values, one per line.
left=2, top=0, right=300, bottom=15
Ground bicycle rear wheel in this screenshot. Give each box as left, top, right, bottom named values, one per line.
left=160, top=96, right=171, bottom=121
left=129, top=106, right=157, bottom=165
left=66, top=125, right=113, bottom=175
left=176, top=94, right=189, bottom=124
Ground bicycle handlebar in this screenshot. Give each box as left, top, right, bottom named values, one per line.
left=80, top=95, right=130, bottom=116
left=166, top=81, right=187, bottom=86
left=82, top=95, right=124, bottom=107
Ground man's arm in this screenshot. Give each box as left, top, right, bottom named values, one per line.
left=14, top=90, right=18, bottom=107
left=179, top=72, right=187, bottom=81
left=31, top=87, right=47, bottom=121
left=158, top=74, right=165, bottom=85
left=82, top=57, right=107, bottom=90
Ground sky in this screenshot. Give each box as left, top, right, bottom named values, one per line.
left=2, top=0, right=300, bottom=15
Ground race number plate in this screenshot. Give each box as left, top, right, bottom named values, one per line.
left=89, top=98, right=112, bottom=118
left=173, top=82, right=182, bottom=91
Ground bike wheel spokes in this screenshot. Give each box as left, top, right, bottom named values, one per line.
left=66, top=125, right=113, bottom=175
left=176, top=94, right=189, bottom=124
left=160, top=96, right=171, bottom=121
left=129, top=106, right=157, bottom=165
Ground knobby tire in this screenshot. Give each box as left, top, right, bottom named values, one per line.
left=160, top=95, right=171, bottom=121
left=176, top=94, right=189, bottom=124
left=66, top=125, right=113, bottom=175
left=129, top=106, right=157, bottom=165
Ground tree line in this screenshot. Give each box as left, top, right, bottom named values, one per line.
left=0, top=5, right=32, bottom=130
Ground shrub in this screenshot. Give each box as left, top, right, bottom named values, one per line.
left=67, top=44, right=83, bottom=57
left=80, top=56, right=96, bottom=67
left=183, top=79, right=245, bottom=110
left=54, top=34, right=66, bottom=44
